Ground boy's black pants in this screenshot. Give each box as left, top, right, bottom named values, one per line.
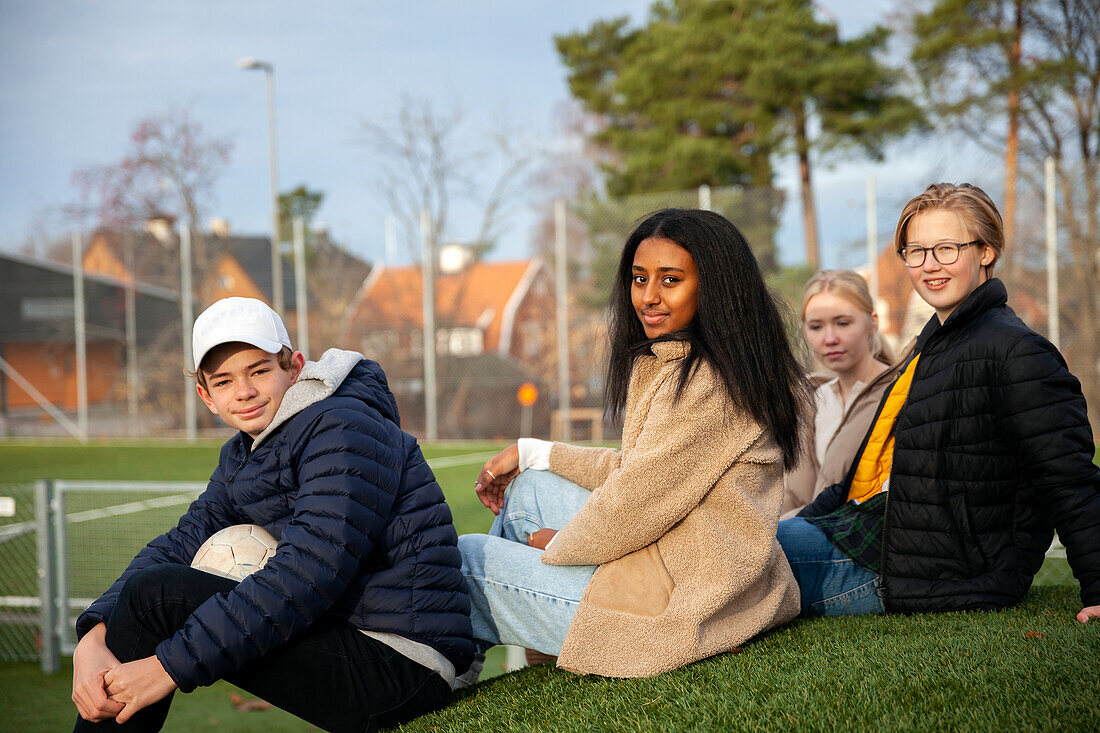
left=73, top=564, right=451, bottom=733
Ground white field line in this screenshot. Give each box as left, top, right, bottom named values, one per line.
left=65, top=493, right=199, bottom=524
left=425, top=451, right=497, bottom=469
left=0, top=493, right=197, bottom=542
left=0, top=451, right=491, bottom=544
left=0, top=596, right=95, bottom=609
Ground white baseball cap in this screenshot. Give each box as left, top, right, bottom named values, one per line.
left=192, top=297, right=292, bottom=372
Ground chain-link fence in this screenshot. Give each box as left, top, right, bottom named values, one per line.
left=0, top=482, right=40, bottom=662
left=0, top=480, right=204, bottom=669
left=0, top=476, right=1077, bottom=669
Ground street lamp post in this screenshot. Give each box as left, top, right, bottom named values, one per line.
left=237, top=57, right=283, bottom=314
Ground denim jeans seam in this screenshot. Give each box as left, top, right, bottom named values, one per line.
left=810, top=577, right=880, bottom=614
left=466, top=573, right=583, bottom=606
left=789, top=558, right=860, bottom=568
left=501, top=511, right=541, bottom=536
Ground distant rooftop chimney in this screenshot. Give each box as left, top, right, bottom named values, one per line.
left=439, top=243, right=474, bottom=274
left=209, top=218, right=231, bottom=238
left=144, top=216, right=175, bottom=245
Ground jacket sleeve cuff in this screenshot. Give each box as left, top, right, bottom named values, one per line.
left=155, top=640, right=198, bottom=693
left=518, top=438, right=552, bottom=472
left=75, top=610, right=107, bottom=640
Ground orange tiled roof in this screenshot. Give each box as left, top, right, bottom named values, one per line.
left=347, top=260, right=538, bottom=351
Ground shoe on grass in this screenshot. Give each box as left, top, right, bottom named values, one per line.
left=454, top=652, right=485, bottom=689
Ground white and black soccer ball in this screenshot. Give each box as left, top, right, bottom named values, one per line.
left=190, top=524, right=278, bottom=581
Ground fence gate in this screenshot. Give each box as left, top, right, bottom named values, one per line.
left=0, top=480, right=204, bottom=672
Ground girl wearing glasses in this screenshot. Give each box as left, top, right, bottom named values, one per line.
left=778, top=182, right=1100, bottom=623
left=783, top=270, right=897, bottom=518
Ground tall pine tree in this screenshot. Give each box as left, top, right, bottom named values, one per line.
left=911, top=0, right=1028, bottom=272
left=557, top=0, right=923, bottom=268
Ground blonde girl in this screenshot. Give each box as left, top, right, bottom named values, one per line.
left=783, top=270, right=898, bottom=516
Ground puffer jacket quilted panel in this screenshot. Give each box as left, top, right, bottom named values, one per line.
left=76, top=359, right=473, bottom=691
left=882, top=279, right=1100, bottom=612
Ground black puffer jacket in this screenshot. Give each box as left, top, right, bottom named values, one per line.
left=77, top=355, right=474, bottom=691
left=806, top=279, right=1100, bottom=612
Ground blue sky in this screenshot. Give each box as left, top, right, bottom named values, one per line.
left=0, top=1, right=984, bottom=269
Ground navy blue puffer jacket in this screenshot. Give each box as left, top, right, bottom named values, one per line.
left=76, top=357, right=474, bottom=692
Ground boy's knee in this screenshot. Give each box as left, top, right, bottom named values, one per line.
left=117, top=564, right=191, bottom=614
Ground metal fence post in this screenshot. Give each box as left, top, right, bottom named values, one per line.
left=866, top=175, right=878, bottom=308
left=180, top=224, right=197, bottom=442
left=698, top=184, right=712, bottom=211
left=1045, top=157, right=1060, bottom=349
left=293, top=216, right=310, bottom=360
left=124, top=231, right=139, bottom=438
left=35, top=480, right=58, bottom=674
left=554, top=198, right=571, bottom=442
left=52, top=484, right=70, bottom=655
left=71, top=232, right=88, bottom=441
left=420, top=209, right=438, bottom=441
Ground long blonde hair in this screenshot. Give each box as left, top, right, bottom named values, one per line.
left=894, top=182, right=1004, bottom=275
left=801, top=269, right=893, bottom=365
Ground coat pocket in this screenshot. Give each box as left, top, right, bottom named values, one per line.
left=948, top=493, right=988, bottom=575
left=586, top=543, right=675, bottom=617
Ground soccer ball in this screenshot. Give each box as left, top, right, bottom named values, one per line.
left=191, top=524, right=278, bottom=581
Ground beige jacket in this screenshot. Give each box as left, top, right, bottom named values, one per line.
left=540, top=341, right=799, bottom=677
left=781, top=340, right=915, bottom=519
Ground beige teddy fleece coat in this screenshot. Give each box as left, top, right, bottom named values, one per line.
left=540, top=340, right=800, bottom=678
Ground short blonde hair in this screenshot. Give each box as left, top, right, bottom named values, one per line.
left=894, top=182, right=1004, bottom=274
left=194, top=345, right=295, bottom=390
left=801, top=269, right=893, bottom=365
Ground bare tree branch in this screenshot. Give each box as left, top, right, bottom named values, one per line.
left=357, top=97, right=539, bottom=263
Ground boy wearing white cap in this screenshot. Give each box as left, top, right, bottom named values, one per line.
left=189, top=296, right=303, bottom=436
left=72, top=297, right=474, bottom=733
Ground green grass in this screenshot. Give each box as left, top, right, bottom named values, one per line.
left=0, top=439, right=499, bottom=483
left=0, top=440, right=225, bottom=482
left=0, top=661, right=321, bottom=732
left=2, top=587, right=1095, bottom=731
left=1, top=441, right=1095, bottom=731
left=407, top=586, right=1098, bottom=732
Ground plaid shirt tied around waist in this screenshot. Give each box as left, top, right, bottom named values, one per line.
left=805, top=492, right=888, bottom=573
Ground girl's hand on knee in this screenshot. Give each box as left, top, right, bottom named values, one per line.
left=104, top=655, right=178, bottom=724
left=527, top=528, right=558, bottom=550
left=72, top=622, right=125, bottom=722
left=475, top=444, right=520, bottom=515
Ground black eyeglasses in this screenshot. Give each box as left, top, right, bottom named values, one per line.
left=896, top=241, right=981, bottom=268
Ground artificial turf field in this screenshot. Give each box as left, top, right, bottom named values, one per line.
left=0, top=440, right=1095, bottom=732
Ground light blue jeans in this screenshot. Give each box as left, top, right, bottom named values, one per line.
left=777, top=517, right=885, bottom=617
left=458, top=470, right=597, bottom=656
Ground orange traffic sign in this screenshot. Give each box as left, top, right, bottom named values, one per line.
left=517, top=382, right=538, bottom=407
